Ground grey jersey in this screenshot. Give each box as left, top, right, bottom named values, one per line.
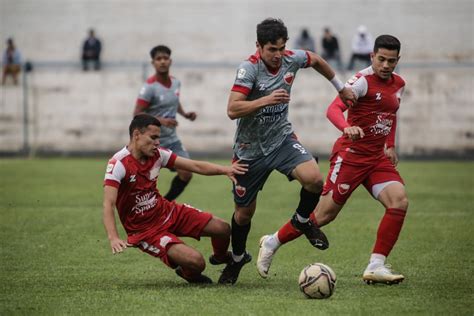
left=231, top=49, right=310, bottom=160
left=137, top=75, right=181, bottom=147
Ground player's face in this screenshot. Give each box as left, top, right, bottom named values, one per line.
left=136, top=125, right=161, bottom=157
left=152, top=53, right=172, bottom=74
left=258, top=38, right=286, bottom=69
left=371, top=48, right=400, bottom=80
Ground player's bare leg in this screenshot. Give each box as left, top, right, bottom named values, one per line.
left=218, top=202, right=254, bottom=284
left=363, top=182, right=408, bottom=285
left=168, top=243, right=212, bottom=284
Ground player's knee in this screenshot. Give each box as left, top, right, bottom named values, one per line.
left=302, top=177, right=323, bottom=193
left=386, top=193, right=408, bottom=210
left=214, top=218, right=231, bottom=237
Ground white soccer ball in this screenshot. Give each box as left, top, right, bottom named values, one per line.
left=298, top=263, right=337, bottom=299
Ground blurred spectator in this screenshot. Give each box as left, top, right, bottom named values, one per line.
left=321, top=27, right=343, bottom=72
left=347, top=25, right=373, bottom=71
left=82, top=29, right=102, bottom=71
left=2, top=38, right=21, bottom=85
left=294, top=28, right=316, bottom=52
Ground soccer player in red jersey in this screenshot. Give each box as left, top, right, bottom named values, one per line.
left=103, top=114, right=247, bottom=284
left=258, top=35, right=407, bottom=285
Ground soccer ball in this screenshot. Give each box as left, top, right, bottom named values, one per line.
left=298, top=263, right=337, bottom=299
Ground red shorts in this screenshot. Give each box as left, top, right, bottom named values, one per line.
left=322, top=150, right=404, bottom=205
left=129, top=202, right=213, bottom=268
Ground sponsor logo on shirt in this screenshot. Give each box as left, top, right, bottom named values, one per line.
left=132, top=192, right=158, bottom=215
left=129, top=174, right=136, bottom=182
left=284, top=72, right=295, bottom=85
left=375, top=92, right=382, bottom=100
left=370, top=114, right=393, bottom=136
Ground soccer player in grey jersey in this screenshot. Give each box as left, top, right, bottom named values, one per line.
left=134, top=45, right=197, bottom=202
left=217, top=18, right=355, bottom=285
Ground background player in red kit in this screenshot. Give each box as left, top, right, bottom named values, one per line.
left=103, top=114, right=247, bottom=284
left=258, top=35, right=408, bottom=285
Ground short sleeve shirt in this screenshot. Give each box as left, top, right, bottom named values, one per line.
left=103, top=146, right=177, bottom=235
left=334, top=66, right=405, bottom=156
left=136, top=76, right=181, bottom=147
left=231, top=50, right=311, bottom=160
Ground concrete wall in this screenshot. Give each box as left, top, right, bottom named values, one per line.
left=1, top=0, right=473, bottom=157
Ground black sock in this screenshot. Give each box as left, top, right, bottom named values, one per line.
left=231, top=214, right=251, bottom=257
left=295, top=187, right=321, bottom=219
left=164, top=175, right=189, bottom=201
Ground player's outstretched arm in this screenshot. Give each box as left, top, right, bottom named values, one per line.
left=227, top=90, right=289, bottom=120
left=103, top=186, right=129, bottom=254
left=173, top=157, right=248, bottom=184
left=327, top=96, right=364, bottom=140
left=307, top=51, right=356, bottom=107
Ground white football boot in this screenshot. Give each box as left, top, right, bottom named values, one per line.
left=363, top=264, right=405, bottom=285
left=257, top=235, right=277, bottom=278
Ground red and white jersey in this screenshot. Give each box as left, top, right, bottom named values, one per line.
left=334, top=66, right=405, bottom=156
left=103, top=146, right=177, bottom=235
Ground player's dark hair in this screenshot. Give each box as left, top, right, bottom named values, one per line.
left=129, top=114, right=161, bottom=138
left=257, top=18, right=289, bottom=46
left=374, top=35, right=401, bottom=54
left=149, top=45, right=172, bottom=59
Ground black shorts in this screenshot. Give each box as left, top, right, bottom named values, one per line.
left=233, top=134, right=315, bottom=206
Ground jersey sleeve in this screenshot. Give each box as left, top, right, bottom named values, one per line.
left=346, top=74, right=368, bottom=99
left=231, top=61, right=256, bottom=96
left=136, top=83, right=154, bottom=108
left=327, top=96, right=350, bottom=132
left=104, top=159, right=126, bottom=188
left=396, top=86, right=405, bottom=101
left=158, top=147, right=178, bottom=169
left=292, top=49, right=311, bottom=68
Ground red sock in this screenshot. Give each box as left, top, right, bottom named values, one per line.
left=277, top=220, right=302, bottom=244
left=372, top=208, right=407, bottom=256
left=277, top=212, right=320, bottom=244
left=211, top=236, right=230, bottom=261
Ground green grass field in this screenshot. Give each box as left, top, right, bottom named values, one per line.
left=0, top=158, right=473, bottom=315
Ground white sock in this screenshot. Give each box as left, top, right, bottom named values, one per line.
left=263, top=233, right=281, bottom=251
left=232, top=252, right=244, bottom=263
left=368, top=253, right=386, bottom=268
left=296, top=214, right=309, bottom=223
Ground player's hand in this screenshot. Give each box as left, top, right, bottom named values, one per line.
left=160, top=117, right=178, bottom=127
left=385, top=147, right=399, bottom=166
left=109, top=237, right=130, bottom=254
left=184, top=112, right=197, bottom=121
left=343, top=126, right=364, bottom=140
left=226, top=160, right=249, bottom=184
left=266, top=89, right=290, bottom=105
left=339, top=87, right=356, bottom=108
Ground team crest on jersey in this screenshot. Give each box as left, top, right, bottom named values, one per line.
left=338, top=183, right=350, bottom=195
left=106, top=159, right=117, bottom=173
left=347, top=75, right=359, bottom=85
left=237, top=68, right=246, bottom=79
left=284, top=72, right=295, bottom=85
left=235, top=185, right=246, bottom=197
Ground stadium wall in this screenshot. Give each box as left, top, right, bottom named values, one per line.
left=0, top=0, right=473, bottom=157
